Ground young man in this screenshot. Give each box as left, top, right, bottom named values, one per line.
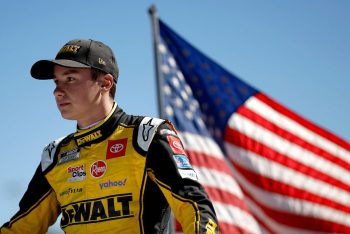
left=0, top=39, right=218, bottom=234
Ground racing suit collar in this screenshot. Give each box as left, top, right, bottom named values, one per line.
left=73, top=103, right=123, bottom=147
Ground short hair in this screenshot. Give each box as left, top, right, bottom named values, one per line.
left=91, top=68, right=116, bottom=99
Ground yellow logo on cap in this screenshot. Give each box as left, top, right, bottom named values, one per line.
left=58, top=45, right=81, bottom=55
left=98, top=58, right=106, bottom=65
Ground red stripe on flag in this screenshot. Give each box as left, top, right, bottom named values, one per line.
left=256, top=93, right=350, bottom=150
left=186, top=150, right=233, bottom=175
left=238, top=177, right=350, bottom=233
left=205, top=186, right=252, bottom=213
left=237, top=104, right=350, bottom=172
left=250, top=212, right=274, bottom=234
left=230, top=156, right=350, bottom=218
left=225, top=126, right=350, bottom=193
left=217, top=222, right=253, bottom=234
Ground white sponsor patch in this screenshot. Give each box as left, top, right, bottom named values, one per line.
left=178, top=169, right=198, bottom=181
left=159, top=129, right=177, bottom=136
left=67, top=164, right=86, bottom=182
left=58, top=148, right=80, bottom=164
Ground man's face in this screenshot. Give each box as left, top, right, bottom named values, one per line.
left=53, top=65, right=102, bottom=125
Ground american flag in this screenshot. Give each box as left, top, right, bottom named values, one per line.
left=156, top=18, right=350, bottom=234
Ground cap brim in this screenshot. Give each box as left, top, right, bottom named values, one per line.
left=30, top=59, right=90, bottom=80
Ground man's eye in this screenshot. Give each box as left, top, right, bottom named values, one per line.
left=67, top=77, right=75, bottom=82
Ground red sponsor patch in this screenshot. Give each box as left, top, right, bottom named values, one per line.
left=106, top=138, right=128, bottom=159
left=167, top=135, right=186, bottom=154
left=90, top=160, right=107, bottom=178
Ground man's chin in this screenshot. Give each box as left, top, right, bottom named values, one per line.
left=60, top=112, right=77, bottom=121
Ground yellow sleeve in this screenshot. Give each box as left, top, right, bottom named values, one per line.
left=1, top=165, right=60, bottom=234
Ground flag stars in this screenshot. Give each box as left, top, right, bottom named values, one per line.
left=184, top=84, right=192, bottom=96
left=189, top=100, right=199, bottom=112
left=230, top=98, right=236, bottom=105
left=158, top=43, right=167, bottom=54
left=174, top=97, right=183, bottom=108
left=210, top=86, right=219, bottom=94
left=196, top=89, right=203, bottom=97
left=181, top=90, right=189, bottom=101
left=177, top=71, right=185, bottom=81
left=165, top=106, right=174, bottom=117
left=201, top=103, right=209, bottom=111
left=201, top=63, right=209, bottom=70
left=208, top=115, right=215, bottom=125
left=168, top=57, right=176, bottom=67
left=219, top=110, right=227, bottom=118
left=171, top=76, right=180, bottom=88
left=161, top=64, right=170, bottom=74
left=182, top=49, right=190, bottom=57
left=206, top=75, right=214, bottom=81
left=220, top=75, right=229, bottom=84
left=191, top=75, right=199, bottom=83
left=187, top=63, right=194, bottom=70
left=225, top=87, right=233, bottom=94
left=239, top=86, right=249, bottom=95
left=163, top=85, right=172, bottom=96
left=214, top=98, right=222, bottom=105
left=196, top=118, right=205, bottom=129
left=214, top=128, right=222, bottom=138
left=185, top=110, right=193, bottom=120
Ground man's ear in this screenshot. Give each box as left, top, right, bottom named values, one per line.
left=99, top=74, right=114, bottom=91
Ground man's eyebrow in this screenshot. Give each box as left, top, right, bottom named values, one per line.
left=62, top=69, right=80, bottom=75
left=53, top=69, right=80, bottom=78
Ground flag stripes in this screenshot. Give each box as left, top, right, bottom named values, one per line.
left=225, top=93, right=350, bottom=233
left=180, top=132, right=259, bottom=233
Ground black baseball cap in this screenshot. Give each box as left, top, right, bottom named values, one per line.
left=31, top=39, right=119, bottom=83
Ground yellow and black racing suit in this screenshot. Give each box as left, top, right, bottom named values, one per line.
left=0, top=104, right=218, bottom=234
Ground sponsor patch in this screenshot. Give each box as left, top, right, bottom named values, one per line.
left=173, top=155, right=192, bottom=169
left=76, top=130, right=102, bottom=146
left=90, top=160, right=107, bottom=178
left=167, top=135, right=186, bottom=154
left=159, top=129, right=177, bottom=136
left=58, top=148, right=80, bottom=164
left=178, top=169, right=198, bottom=181
left=59, top=187, right=83, bottom=197
left=106, top=139, right=128, bottom=159
left=99, top=178, right=127, bottom=190
left=60, top=193, right=133, bottom=228
left=67, top=164, right=86, bottom=182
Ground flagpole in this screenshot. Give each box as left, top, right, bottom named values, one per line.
left=148, top=5, right=174, bottom=234
left=148, top=5, right=166, bottom=119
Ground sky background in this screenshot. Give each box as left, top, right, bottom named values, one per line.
left=0, top=1, right=349, bottom=232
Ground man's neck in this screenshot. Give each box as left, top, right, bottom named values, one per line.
left=77, top=101, right=115, bottom=129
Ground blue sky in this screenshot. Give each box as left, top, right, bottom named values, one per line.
left=0, top=1, right=349, bottom=232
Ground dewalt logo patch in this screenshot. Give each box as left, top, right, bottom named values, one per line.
left=76, top=130, right=102, bottom=146
left=60, top=193, right=133, bottom=227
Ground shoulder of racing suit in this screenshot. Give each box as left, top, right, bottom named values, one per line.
left=40, top=135, right=71, bottom=173
left=40, top=112, right=168, bottom=174
left=134, top=116, right=166, bottom=155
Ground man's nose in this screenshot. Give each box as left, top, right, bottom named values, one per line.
left=53, top=85, right=64, bottom=97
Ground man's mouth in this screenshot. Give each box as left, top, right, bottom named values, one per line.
left=58, top=102, right=70, bottom=108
